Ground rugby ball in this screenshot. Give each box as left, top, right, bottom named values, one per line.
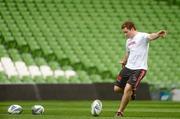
left=32, top=105, right=44, bottom=115
left=8, top=104, right=23, bottom=114
left=91, top=99, right=102, bottom=116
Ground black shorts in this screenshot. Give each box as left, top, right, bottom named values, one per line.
left=115, top=67, right=147, bottom=89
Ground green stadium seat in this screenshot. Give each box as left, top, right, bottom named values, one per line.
left=0, top=45, right=8, bottom=57
left=34, top=57, right=47, bottom=66
left=46, top=76, right=58, bottom=84
left=0, top=72, right=10, bottom=84
left=57, top=76, right=69, bottom=84
left=103, top=78, right=114, bottom=83
left=77, top=70, right=92, bottom=84
left=8, top=49, right=22, bottom=61
left=21, top=76, right=35, bottom=84
left=14, top=37, right=28, bottom=52
left=90, top=74, right=103, bottom=83
left=49, top=61, right=61, bottom=70
left=21, top=53, right=35, bottom=65
left=33, top=76, right=46, bottom=84
left=68, top=76, right=81, bottom=84
left=25, top=37, right=41, bottom=56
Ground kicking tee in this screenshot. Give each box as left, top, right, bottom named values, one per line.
left=125, top=32, right=149, bottom=70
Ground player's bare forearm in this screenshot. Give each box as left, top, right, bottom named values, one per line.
left=148, top=30, right=167, bottom=41
left=119, top=52, right=129, bottom=68
left=120, top=56, right=127, bottom=64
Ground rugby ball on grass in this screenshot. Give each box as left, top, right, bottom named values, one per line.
left=32, top=105, right=44, bottom=115
left=8, top=104, right=23, bottom=114
left=91, top=99, right=102, bottom=116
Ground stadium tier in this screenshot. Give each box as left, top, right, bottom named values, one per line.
left=0, top=0, right=179, bottom=87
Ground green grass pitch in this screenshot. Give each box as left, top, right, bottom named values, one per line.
left=0, top=100, right=180, bottom=119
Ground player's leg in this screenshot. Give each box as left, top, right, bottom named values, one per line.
left=114, top=67, right=132, bottom=117
left=114, top=85, right=123, bottom=93
left=116, top=83, right=133, bottom=116
left=130, top=69, right=147, bottom=100
left=115, top=69, right=147, bottom=117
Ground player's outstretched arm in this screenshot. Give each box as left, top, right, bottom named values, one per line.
left=148, top=30, right=167, bottom=41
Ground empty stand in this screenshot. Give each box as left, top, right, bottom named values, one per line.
left=0, top=0, right=179, bottom=87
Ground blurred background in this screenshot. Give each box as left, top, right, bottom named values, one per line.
left=0, top=0, right=179, bottom=101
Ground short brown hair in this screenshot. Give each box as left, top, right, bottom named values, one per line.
left=121, top=21, right=136, bottom=30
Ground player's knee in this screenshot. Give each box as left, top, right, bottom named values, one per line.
left=114, top=85, right=123, bottom=93
left=124, top=84, right=133, bottom=94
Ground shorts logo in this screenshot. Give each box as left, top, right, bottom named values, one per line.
left=117, top=75, right=122, bottom=81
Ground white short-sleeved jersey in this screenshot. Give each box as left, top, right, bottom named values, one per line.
left=125, top=32, right=149, bottom=70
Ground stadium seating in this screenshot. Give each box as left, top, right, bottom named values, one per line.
left=1, top=57, right=18, bottom=78
left=15, top=61, right=30, bottom=78
left=0, top=0, right=179, bottom=88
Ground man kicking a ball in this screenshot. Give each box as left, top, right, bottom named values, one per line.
left=114, top=21, right=166, bottom=117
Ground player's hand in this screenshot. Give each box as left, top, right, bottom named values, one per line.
left=158, top=30, right=167, bottom=38
left=119, top=60, right=125, bottom=68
